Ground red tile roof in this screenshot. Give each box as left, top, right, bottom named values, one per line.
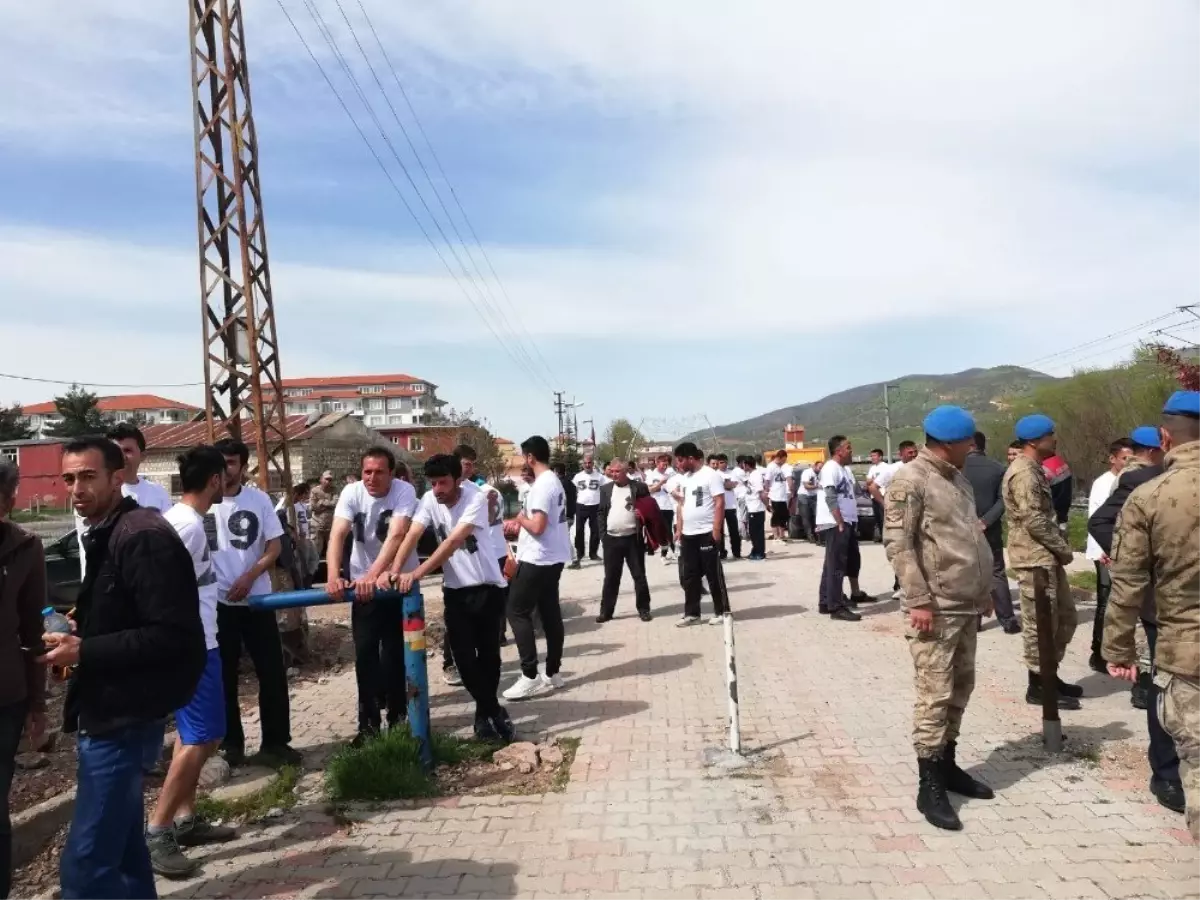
left=270, top=387, right=422, bottom=401
left=141, top=414, right=337, bottom=451
left=279, top=374, right=428, bottom=389
left=22, top=394, right=200, bottom=417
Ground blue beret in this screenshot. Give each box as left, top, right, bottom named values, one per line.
left=1130, top=426, right=1161, bottom=449
left=1163, top=390, right=1200, bottom=418
left=923, top=405, right=976, bottom=442
left=1015, top=414, right=1055, bottom=441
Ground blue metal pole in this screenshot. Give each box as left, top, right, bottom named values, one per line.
left=246, top=585, right=434, bottom=771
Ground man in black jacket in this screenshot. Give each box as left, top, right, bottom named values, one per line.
left=1088, top=426, right=1184, bottom=815
left=596, top=461, right=653, bottom=623
left=962, top=432, right=1020, bottom=634
left=41, top=437, right=205, bottom=900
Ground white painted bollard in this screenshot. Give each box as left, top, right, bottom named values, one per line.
left=724, top=613, right=741, bottom=755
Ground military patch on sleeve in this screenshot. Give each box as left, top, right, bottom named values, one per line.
left=885, top=489, right=907, bottom=525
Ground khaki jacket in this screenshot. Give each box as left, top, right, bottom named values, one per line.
left=1001, top=454, right=1073, bottom=569
left=1103, top=440, right=1200, bottom=679
left=883, top=448, right=993, bottom=615
left=309, top=484, right=338, bottom=534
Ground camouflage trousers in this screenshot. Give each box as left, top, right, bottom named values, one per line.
left=1016, top=566, right=1076, bottom=673
left=1157, top=673, right=1199, bottom=840
left=907, top=613, right=978, bottom=758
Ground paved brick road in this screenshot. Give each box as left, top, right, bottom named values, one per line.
left=161, top=541, right=1199, bottom=899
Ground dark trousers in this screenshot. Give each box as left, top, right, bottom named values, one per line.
left=61, top=721, right=161, bottom=900
left=351, top=595, right=406, bottom=733
left=443, top=585, right=504, bottom=717
left=508, top=562, right=565, bottom=679
left=445, top=558, right=509, bottom=670
left=601, top=534, right=652, bottom=615
left=720, top=510, right=742, bottom=559
left=1091, top=562, right=1112, bottom=656
left=747, top=511, right=766, bottom=557
left=1144, top=620, right=1181, bottom=784
left=659, top=509, right=675, bottom=554
left=575, top=505, right=601, bottom=559
left=217, top=604, right=292, bottom=752
left=0, top=700, right=27, bottom=900
left=799, top=496, right=817, bottom=542
left=871, top=499, right=884, bottom=541
left=819, top=526, right=860, bottom=613
left=990, top=542, right=1016, bottom=621
left=680, top=533, right=729, bottom=619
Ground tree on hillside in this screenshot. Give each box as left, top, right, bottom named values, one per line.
left=595, top=418, right=646, bottom=464
left=1152, top=344, right=1200, bottom=391
left=45, top=385, right=108, bottom=438
left=427, top=406, right=505, bottom=481
left=0, top=404, right=32, bottom=441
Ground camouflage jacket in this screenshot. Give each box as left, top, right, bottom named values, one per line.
left=883, top=448, right=993, bottom=615
left=1001, top=454, right=1073, bottom=569
left=308, top=484, right=338, bottom=533
left=1102, top=440, right=1200, bottom=679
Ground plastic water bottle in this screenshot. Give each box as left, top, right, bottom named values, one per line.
left=42, top=607, right=72, bottom=634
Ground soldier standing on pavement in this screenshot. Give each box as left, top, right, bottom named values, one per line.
left=884, top=406, right=996, bottom=832
left=308, top=470, right=337, bottom=558
left=1001, top=415, right=1084, bottom=710
left=1102, top=390, right=1200, bottom=839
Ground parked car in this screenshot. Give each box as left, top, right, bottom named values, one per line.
left=854, top=483, right=877, bottom=542
left=44, top=527, right=81, bottom=612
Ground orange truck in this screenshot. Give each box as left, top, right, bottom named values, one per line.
left=762, top=424, right=827, bottom=469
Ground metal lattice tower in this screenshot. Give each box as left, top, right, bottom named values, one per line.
left=190, top=0, right=292, bottom=493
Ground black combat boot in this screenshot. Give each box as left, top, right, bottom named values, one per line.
left=916, top=756, right=962, bottom=831
left=1056, top=676, right=1083, bottom=699
left=1025, top=671, right=1081, bottom=710
left=942, top=741, right=995, bottom=800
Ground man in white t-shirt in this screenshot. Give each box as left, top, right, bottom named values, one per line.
left=797, top=461, right=822, bottom=543
left=742, top=456, right=768, bottom=560
left=673, top=442, right=730, bottom=626
left=147, top=446, right=236, bottom=876
left=209, top=439, right=296, bottom=767
left=711, top=454, right=744, bottom=561
left=596, top=460, right=654, bottom=623
left=501, top=436, right=572, bottom=700
left=570, top=454, right=608, bottom=566
left=865, top=449, right=890, bottom=543
left=815, top=435, right=864, bottom=622
left=764, top=450, right=794, bottom=542
left=326, top=446, right=418, bottom=743
left=645, top=454, right=678, bottom=563
left=382, top=453, right=515, bottom=743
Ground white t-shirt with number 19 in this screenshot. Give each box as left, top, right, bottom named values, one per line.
left=517, top=470, right=572, bottom=566
left=207, top=484, right=284, bottom=605
left=334, top=479, right=418, bottom=580
left=414, top=483, right=504, bottom=589
left=680, top=465, right=727, bottom=536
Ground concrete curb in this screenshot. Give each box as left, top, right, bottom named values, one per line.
left=11, top=787, right=75, bottom=868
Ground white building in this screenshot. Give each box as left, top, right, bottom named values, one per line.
left=268, top=373, right=444, bottom=431
left=21, top=394, right=200, bottom=439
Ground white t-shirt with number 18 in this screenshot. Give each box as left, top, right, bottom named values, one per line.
left=207, top=484, right=284, bottom=605
left=334, top=479, right=418, bottom=581
left=517, top=470, right=572, bottom=566
left=680, top=465, right=727, bottom=536
left=414, top=483, right=504, bottom=589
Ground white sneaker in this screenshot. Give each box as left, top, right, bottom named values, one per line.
left=708, top=614, right=727, bottom=626
left=538, top=667, right=565, bottom=690
left=443, top=665, right=463, bottom=686
left=676, top=616, right=701, bottom=628
left=502, top=674, right=549, bottom=701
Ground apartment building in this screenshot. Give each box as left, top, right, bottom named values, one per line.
left=275, top=373, right=443, bottom=428
left=20, top=394, right=200, bottom=439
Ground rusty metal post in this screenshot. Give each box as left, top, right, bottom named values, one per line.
left=1034, top=568, right=1063, bottom=751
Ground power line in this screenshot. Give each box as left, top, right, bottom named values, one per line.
left=275, top=0, right=552, bottom=393
left=0, top=372, right=204, bottom=389
left=1022, top=311, right=1180, bottom=369
left=353, top=0, right=562, bottom=391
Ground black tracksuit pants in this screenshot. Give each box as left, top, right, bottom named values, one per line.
left=680, top=533, right=729, bottom=619
left=443, top=584, right=505, bottom=718
left=508, top=562, right=565, bottom=679
left=217, top=604, right=292, bottom=751
left=575, top=505, right=601, bottom=559
left=818, top=526, right=860, bottom=613
left=1145, top=621, right=1181, bottom=785
left=1091, top=562, right=1112, bottom=657
left=720, top=510, right=742, bottom=559
left=601, top=534, right=652, bottom=616
left=445, top=556, right=509, bottom=671
left=659, top=509, right=675, bottom=555
left=747, top=511, right=766, bottom=557
left=351, top=594, right=407, bottom=733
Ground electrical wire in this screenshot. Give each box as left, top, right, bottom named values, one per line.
left=275, top=0, right=554, bottom=393
left=1021, top=311, right=1181, bottom=369
left=0, top=372, right=204, bottom=389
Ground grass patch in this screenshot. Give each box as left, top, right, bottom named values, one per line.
left=10, top=510, right=51, bottom=523
left=325, top=728, right=503, bottom=802
left=195, top=765, right=300, bottom=822
left=550, top=737, right=581, bottom=793
left=1068, top=569, right=1098, bottom=593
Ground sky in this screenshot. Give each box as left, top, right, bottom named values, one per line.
left=1, top=1, right=1197, bottom=442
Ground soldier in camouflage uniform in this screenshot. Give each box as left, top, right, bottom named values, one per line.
left=1001, top=414, right=1084, bottom=709
left=308, top=470, right=338, bottom=558
left=1103, top=391, right=1200, bottom=839
left=885, top=406, right=996, bottom=832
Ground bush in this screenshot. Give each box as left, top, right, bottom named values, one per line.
left=325, top=727, right=501, bottom=802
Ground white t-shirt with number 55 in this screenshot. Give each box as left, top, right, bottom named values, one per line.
left=207, top=484, right=284, bottom=605
left=517, top=470, right=572, bottom=566
left=335, top=479, right=418, bottom=580
left=571, top=468, right=609, bottom=507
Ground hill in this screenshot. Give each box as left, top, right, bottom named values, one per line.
left=691, top=366, right=1059, bottom=453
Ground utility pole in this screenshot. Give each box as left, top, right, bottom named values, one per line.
left=553, top=391, right=567, bottom=450
left=883, top=383, right=900, bottom=461
left=191, top=0, right=292, bottom=495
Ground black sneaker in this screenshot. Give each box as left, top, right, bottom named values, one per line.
left=638, top=610, right=653, bottom=622
left=595, top=613, right=613, bottom=624
left=349, top=731, right=375, bottom=750
left=147, top=829, right=198, bottom=880
left=568, top=560, right=582, bottom=570
left=849, top=591, right=877, bottom=604
left=258, top=743, right=303, bottom=767
left=175, top=814, right=236, bottom=847
left=474, top=714, right=501, bottom=742
left=220, top=744, right=245, bottom=768
left=1001, top=617, right=1022, bottom=635
left=490, top=708, right=517, bottom=744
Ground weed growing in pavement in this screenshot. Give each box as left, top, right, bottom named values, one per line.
left=550, top=738, right=581, bottom=793
left=325, top=728, right=502, bottom=802
left=195, top=765, right=300, bottom=822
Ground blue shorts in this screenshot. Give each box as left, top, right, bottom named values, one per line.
left=175, top=648, right=226, bottom=746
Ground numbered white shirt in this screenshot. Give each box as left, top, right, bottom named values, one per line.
left=798, top=467, right=819, bottom=497
left=414, top=484, right=504, bottom=589
left=275, top=498, right=312, bottom=539
left=766, top=462, right=793, bottom=503
left=165, top=503, right=219, bottom=650
left=680, top=465, right=727, bottom=536
left=744, top=469, right=767, bottom=514
left=334, top=479, right=419, bottom=581
left=815, top=459, right=858, bottom=527
left=572, top=469, right=609, bottom=507
left=475, top=481, right=507, bottom=560
left=517, top=470, right=572, bottom=565
left=722, top=467, right=745, bottom=506
left=206, top=485, right=284, bottom=604
left=646, top=468, right=677, bottom=512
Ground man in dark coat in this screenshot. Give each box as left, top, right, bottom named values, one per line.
left=596, top=461, right=653, bottom=623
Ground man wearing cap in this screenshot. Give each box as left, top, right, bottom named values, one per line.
left=884, top=406, right=996, bottom=831
left=1094, top=422, right=1185, bottom=816
left=1002, top=414, right=1083, bottom=709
